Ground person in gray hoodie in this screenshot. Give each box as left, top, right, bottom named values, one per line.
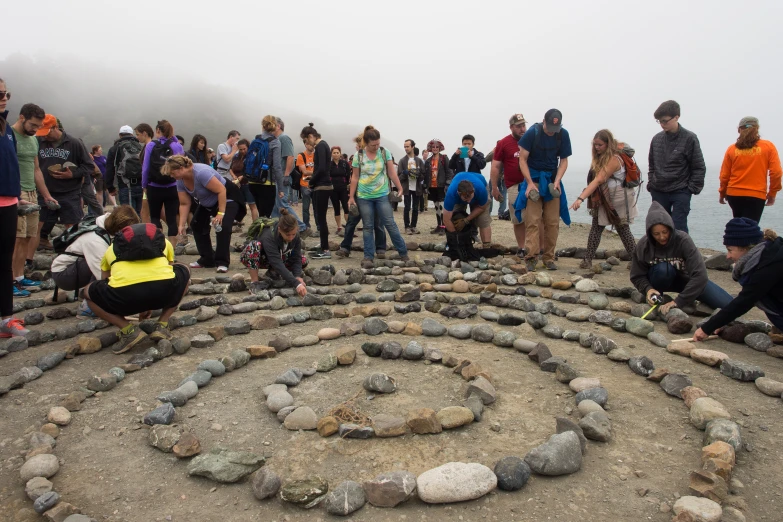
left=630, top=201, right=732, bottom=315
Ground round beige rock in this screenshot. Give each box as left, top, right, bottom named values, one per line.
left=317, top=328, right=341, bottom=341
left=435, top=406, right=474, bottom=429
left=577, top=399, right=605, bottom=417
left=20, top=454, right=59, bottom=481
left=452, top=280, right=469, bottom=293
left=46, top=406, right=71, bottom=426
left=387, top=321, right=407, bottom=334
left=672, top=496, right=722, bottom=522
left=755, top=377, right=783, bottom=397
left=569, top=377, right=601, bottom=393
left=690, top=397, right=731, bottom=430
left=690, top=349, right=729, bottom=367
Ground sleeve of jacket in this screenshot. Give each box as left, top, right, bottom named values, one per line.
left=629, top=243, right=653, bottom=296
left=687, top=133, right=706, bottom=195
left=397, top=157, right=408, bottom=185
left=448, top=153, right=460, bottom=172
left=673, top=236, right=709, bottom=307
left=768, top=143, right=782, bottom=198
left=72, top=139, right=94, bottom=180
left=647, top=138, right=656, bottom=192
left=444, top=157, right=454, bottom=185
left=141, top=141, right=153, bottom=188
left=105, top=144, right=118, bottom=190
left=718, top=147, right=732, bottom=197
left=473, top=151, right=487, bottom=171
left=310, top=144, right=330, bottom=187
left=290, top=237, right=303, bottom=278
left=271, top=140, right=283, bottom=188
left=701, top=262, right=782, bottom=334
left=261, top=231, right=299, bottom=288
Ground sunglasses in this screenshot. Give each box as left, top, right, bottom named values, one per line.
left=0, top=91, right=10, bottom=101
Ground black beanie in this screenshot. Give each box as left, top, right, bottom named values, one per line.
left=723, top=217, right=763, bottom=247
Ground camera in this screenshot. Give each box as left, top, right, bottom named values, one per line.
left=650, top=294, right=664, bottom=305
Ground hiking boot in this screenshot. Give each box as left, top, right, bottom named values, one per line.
left=0, top=317, right=29, bottom=338
left=361, top=258, right=374, bottom=269
left=334, top=248, right=350, bottom=258
left=375, top=250, right=386, bottom=259
left=312, top=251, right=332, bottom=259
left=112, top=325, right=148, bottom=354
left=17, top=277, right=40, bottom=287
left=400, top=255, right=410, bottom=262
left=525, top=258, right=538, bottom=272
left=579, top=259, right=592, bottom=270
left=544, top=260, right=558, bottom=271
left=148, top=322, right=173, bottom=342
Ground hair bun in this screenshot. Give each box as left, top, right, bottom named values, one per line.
left=364, top=125, right=375, bottom=131
left=308, top=122, right=314, bottom=127
left=279, top=208, right=289, bottom=216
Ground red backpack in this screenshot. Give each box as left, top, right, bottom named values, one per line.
left=618, top=143, right=642, bottom=188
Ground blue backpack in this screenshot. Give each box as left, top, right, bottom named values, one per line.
left=244, top=136, right=273, bottom=182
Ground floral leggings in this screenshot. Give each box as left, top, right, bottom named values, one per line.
left=240, top=240, right=308, bottom=272
left=584, top=212, right=637, bottom=263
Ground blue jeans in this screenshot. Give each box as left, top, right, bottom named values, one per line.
left=119, top=185, right=143, bottom=215
left=340, top=212, right=386, bottom=253
left=356, top=196, right=408, bottom=259
left=271, top=190, right=307, bottom=232
left=648, top=262, right=733, bottom=310
left=650, top=189, right=692, bottom=233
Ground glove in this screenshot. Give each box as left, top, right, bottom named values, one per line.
left=453, top=218, right=467, bottom=232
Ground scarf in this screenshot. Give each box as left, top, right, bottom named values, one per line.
left=732, top=241, right=767, bottom=284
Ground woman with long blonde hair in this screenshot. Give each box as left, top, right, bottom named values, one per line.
left=571, top=129, right=638, bottom=268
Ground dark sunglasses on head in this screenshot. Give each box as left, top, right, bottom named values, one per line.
left=0, top=91, right=10, bottom=101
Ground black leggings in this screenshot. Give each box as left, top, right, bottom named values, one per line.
left=191, top=201, right=239, bottom=267
left=727, top=195, right=766, bottom=224
left=248, top=183, right=277, bottom=218
left=314, top=189, right=332, bottom=250
left=146, top=185, right=179, bottom=237
left=330, top=184, right=349, bottom=216
left=0, top=204, right=16, bottom=317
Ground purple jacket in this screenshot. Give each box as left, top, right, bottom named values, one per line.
left=142, top=137, right=184, bottom=188
left=93, top=155, right=107, bottom=177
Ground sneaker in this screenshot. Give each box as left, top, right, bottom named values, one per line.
left=361, top=258, right=374, bottom=269
left=404, top=227, right=412, bottom=235
left=579, top=259, right=592, bottom=270
left=312, top=251, right=332, bottom=259
left=216, top=266, right=228, bottom=273
left=189, top=261, right=205, bottom=269
left=18, top=278, right=41, bottom=287
left=148, top=322, right=173, bottom=342
left=13, top=285, right=30, bottom=298
left=0, top=317, right=29, bottom=338
left=412, top=228, right=421, bottom=234
left=376, top=250, right=386, bottom=259
left=112, top=325, right=148, bottom=354
left=525, top=258, right=538, bottom=272
left=544, top=260, right=558, bottom=271
left=334, top=248, right=350, bottom=259
left=78, top=300, right=97, bottom=318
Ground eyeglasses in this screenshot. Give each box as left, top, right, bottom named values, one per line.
left=0, top=92, right=10, bottom=101
left=656, top=117, right=674, bottom=125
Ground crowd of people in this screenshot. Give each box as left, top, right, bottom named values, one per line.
left=1, top=76, right=781, bottom=350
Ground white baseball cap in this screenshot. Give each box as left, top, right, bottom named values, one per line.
left=119, top=125, right=134, bottom=135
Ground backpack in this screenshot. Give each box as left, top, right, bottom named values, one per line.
left=357, top=147, right=388, bottom=176
left=147, top=138, right=175, bottom=184
left=618, top=147, right=642, bottom=188
left=244, top=137, right=273, bottom=183
left=247, top=216, right=279, bottom=240
left=110, top=223, right=167, bottom=265
left=531, top=122, right=562, bottom=156
left=53, top=215, right=112, bottom=256
left=115, top=139, right=143, bottom=185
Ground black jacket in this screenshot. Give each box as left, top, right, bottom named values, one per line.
left=329, top=159, right=351, bottom=187
left=260, top=222, right=303, bottom=288
left=309, top=141, right=332, bottom=188
left=423, top=153, right=453, bottom=189
left=37, top=132, right=95, bottom=195
left=647, top=125, right=706, bottom=194
left=630, top=201, right=709, bottom=307
left=105, top=135, right=140, bottom=190
left=449, top=149, right=487, bottom=174
left=398, top=156, right=426, bottom=196
left=702, top=237, right=783, bottom=334
left=0, top=111, right=20, bottom=197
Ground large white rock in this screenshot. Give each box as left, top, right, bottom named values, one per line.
left=575, top=279, right=600, bottom=293
left=20, top=454, right=60, bottom=481
left=690, top=397, right=731, bottom=430
left=672, top=496, right=722, bottom=522
left=417, top=462, right=497, bottom=503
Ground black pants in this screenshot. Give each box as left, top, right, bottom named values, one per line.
left=147, top=185, right=179, bottom=237
left=330, top=184, right=349, bottom=216
left=314, top=189, right=332, bottom=250
left=727, top=195, right=766, bottom=224
left=0, top=205, right=16, bottom=317
left=404, top=192, right=420, bottom=229
left=191, top=200, right=238, bottom=267
left=248, top=183, right=277, bottom=218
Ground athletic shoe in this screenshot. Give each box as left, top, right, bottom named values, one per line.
left=216, top=266, right=228, bottom=273
left=78, top=300, right=97, bottom=318
left=148, top=322, right=173, bottom=342
left=13, top=285, right=30, bottom=298
left=0, top=317, right=29, bottom=338
left=525, top=259, right=538, bottom=272
left=334, top=248, right=350, bottom=258
left=579, top=259, right=591, bottom=270
left=189, top=261, right=205, bottom=269
left=312, top=251, right=332, bottom=260
left=361, top=258, right=374, bottom=269
left=412, top=228, right=421, bottom=234
left=516, top=248, right=527, bottom=257
left=544, top=260, right=558, bottom=271
left=112, top=325, right=148, bottom=354
left=376, top=250, right=386, bottom=259
left=18, top=278, right=41, bottom=287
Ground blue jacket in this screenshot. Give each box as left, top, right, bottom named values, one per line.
left=513, top=168, right=571, bottom=226
left=0, top=112, right=21, bottom=198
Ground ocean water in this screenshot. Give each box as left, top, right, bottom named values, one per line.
left=479, top=168, right=782, bottom=251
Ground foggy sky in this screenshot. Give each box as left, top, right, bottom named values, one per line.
left=3, top=0, right=783, bottom=174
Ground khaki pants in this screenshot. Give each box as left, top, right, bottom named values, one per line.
left=523, top=197, right=559, bottom=262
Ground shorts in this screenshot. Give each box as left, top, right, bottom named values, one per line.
left=93, top=177, right=105, bottom=193
left=39, top=192, right=83, bottom=226
left=240, top=183, right=256, bottom=205
left=454, top=202, right=491, bottom=228
left=428, top=187, right=445, bottom=202
left=17, top=190, right=39, bottom=238
left=51, top=257, right=95, bottom=291
left=87, top=263, right=190, bottom=316
left=507, top=183, right=524, bottom=225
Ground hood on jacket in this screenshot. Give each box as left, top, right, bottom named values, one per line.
left=96, top=213, right=108, bottom=230
left=645, top=201, right=674, bottom=244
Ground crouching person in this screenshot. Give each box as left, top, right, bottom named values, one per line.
left=51, top=205, right=140, bottom=316
left=240, top=209, right=308, bottom=297
left=83, top=222, right=190, bottom=354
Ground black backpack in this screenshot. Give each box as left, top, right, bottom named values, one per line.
left=148, top=138, right=175, bottom=184
left=111, top=223, right=167, bottom=265
left=115, top=139, right=143, bottom=184
left=53, top=215, right=112, bottom=256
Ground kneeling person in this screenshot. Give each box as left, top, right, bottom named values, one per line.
left=443, top=173, right=492, bottom=247
left=84, top=223, right=190, bottom=354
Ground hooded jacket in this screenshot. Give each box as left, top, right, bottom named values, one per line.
left=701, top=237, right=783, bottom=334
left=630, top=201, right=708, bottom=307
left=251, top=132, right=283, bottom=188
left=398, top=155, right=426, bottom=196
left=105, top=135, right=141, bottom=190
left=37, top=132, right=95, bottom=195
left=647, top=125, right=706, bottom=194
left=260, top=221, right=302, bottom=288
left=0, top=111, right=21, bottom=197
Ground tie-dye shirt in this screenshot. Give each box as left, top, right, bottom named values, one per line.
left=352, top=147, right=393, bottom=199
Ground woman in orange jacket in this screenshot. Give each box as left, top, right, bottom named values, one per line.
left=719, top=116, right=781, bottom=224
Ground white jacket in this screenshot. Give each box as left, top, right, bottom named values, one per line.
left=50, top=214, right=111, bottom=280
